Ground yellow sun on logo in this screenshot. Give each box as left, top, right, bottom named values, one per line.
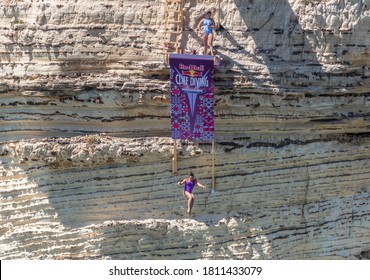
left=188, top=70, right=196, bottom=77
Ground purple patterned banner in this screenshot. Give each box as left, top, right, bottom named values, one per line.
left=170, top=54, right=214, bottom=141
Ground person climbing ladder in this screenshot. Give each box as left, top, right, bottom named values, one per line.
left=197, top=11, right=215, bottom=56
left=178, top=172, right=207, bottom=216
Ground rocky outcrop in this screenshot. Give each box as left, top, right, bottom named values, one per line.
left=0, top=0, right=369, bottom=259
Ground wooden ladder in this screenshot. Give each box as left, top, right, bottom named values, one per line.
left=163, top=0, right=183, bottom=63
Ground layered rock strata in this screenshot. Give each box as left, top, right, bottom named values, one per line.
left=0, top=0, right=369, bottom=259
left=0, top=0, right=369, bottom=140
left=1, top=135, right=369, bottom=259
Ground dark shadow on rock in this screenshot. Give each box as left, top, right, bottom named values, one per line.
left=25, top=161, right=271, bottom=259
left=234, top=0, right=322, bottom=64
left=216, top=0, right=325, bottom=89
left=28, top=161, right=212, bottom=229
left=231, top=0, right=370, bottom=89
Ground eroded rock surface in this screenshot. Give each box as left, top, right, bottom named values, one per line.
left=0, top=0, right=369, bottom=259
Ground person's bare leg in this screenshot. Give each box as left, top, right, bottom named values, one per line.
left=208, top=33, right=214, bottom=56
left=185, top=191, right=194, bottom=215
left=189, top=193, right=195, bottom=215
left=202, top=33, right=208, bottom=55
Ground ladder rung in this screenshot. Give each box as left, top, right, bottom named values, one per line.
left=163, top=0, right=183, bottom=63
left=166, top=20, right=182, bottom=23
left=166, top=28, right=180, bottom=31
left=165, top=8, right=181, bottom=12
left=163, top=20, right=182, bottom=24
left=164, top=41, right=180, bottom=45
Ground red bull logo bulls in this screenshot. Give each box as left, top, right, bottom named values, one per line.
left=181, top=69, right=203, bottom=77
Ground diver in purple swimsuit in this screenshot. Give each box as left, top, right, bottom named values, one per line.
left=197, top=11, right=215, bottom=55
left=178, top=172, right=207, bottom=216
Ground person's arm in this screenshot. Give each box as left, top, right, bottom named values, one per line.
left=178, top=179, right=186, bottom=186
left=197, top=19, right=204, bottom=31
left=210, top=18, right=215, bottom=29
left=196, top=181, right=207, bottom=189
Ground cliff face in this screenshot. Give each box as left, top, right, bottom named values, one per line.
left=0, top=0, right=369, bottom=259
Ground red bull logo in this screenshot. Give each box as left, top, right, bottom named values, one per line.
left=182, top=69, right=203, bottom=77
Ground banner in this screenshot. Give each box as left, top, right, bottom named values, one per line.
left=170, top=54, right=214, bottom=141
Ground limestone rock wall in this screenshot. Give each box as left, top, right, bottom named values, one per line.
left=1, top=135, right=369, bottom=259
left=0, top=0, right=369, bottom=259
left=0, top=0, right=369, bottom=140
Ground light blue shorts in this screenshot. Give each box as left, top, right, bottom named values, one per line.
left=203, top=28, right=213, bottom=36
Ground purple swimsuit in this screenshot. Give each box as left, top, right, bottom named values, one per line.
left=184, top=180, right=196, bottom=193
